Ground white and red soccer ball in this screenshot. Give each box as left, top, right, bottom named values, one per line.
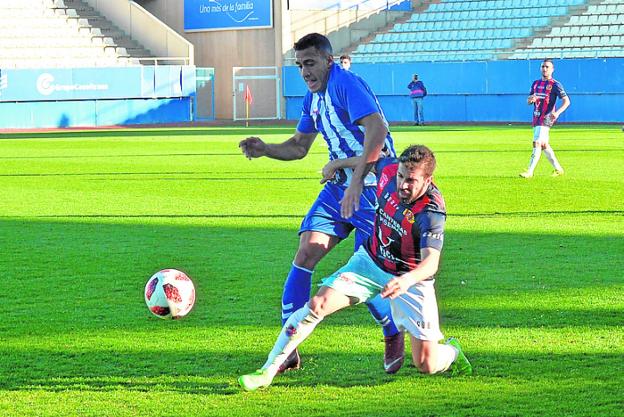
left=144, top=269, right=195, bottom=319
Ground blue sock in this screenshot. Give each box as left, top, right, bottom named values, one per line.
left=281, top=263, right=313, bottom=325
left=366, top=294, right=399, bottom=337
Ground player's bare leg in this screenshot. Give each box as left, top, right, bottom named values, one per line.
left=409, top=335, right=472, bottom=376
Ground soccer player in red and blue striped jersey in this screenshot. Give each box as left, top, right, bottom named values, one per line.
left=520, top=59, right=571, bottom=178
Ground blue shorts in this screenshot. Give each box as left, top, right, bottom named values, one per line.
left=299, top=182, right=377, bottom=250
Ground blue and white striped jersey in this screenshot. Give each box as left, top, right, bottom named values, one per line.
left=296, top=64, right=395, bottom=187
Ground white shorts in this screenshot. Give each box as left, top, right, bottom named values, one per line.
left=533, top=126, right=551, bottom=144
left=321, top=246, right=444, bottom=341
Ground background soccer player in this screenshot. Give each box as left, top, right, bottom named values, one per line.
left=520, top=59, right=571, bottom=178
left=238, top=145, right=472, bottom=391
left=238, top=33, right=404, bottom=373
left=339, top=54, right=351, bottom=71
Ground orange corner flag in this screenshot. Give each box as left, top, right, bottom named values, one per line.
left=244, top=85, right=253, bottom=105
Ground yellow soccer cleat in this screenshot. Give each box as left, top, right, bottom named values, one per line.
left=238, top=369, right=274, bottom=391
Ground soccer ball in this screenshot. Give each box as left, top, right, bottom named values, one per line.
left=144, top=269, right=196, bottom=319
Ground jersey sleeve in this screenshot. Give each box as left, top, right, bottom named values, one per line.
left=375, top=157, right=398, bottom=181
left=554, top=81, right=567, bottom=98
left=336, top=73, right=381, bottom=124
left=529, top=81, right=536, bottom=95
left=295, top=92, right=317, bottom=134
left=416, top=211, right=445, bottom=251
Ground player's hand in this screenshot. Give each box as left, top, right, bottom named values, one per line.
left=381, top=276, right=412, bottom=299
left=340, top=181, right=363, bottom=218
left=549, top=112, right=558, bottom=123
left=320, top=160, right=338, bottom=184
left=239, top=137, right=267, bottom=159
left=527, top=95, right=537, bottom=104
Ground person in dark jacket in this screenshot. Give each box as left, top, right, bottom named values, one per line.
left=408, top=74, right=427, bottom=126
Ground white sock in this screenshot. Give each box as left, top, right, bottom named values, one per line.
left=527, top=147, right=541, bottom=174
left=431, top=343, right=458, bottom=374
left=262, top=303, right=323, bottom=377
left=543, top=146, right=563, bottom=171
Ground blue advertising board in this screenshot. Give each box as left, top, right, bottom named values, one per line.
left=282, top=58, right=624, bottom=122
left=0, top=66, right=196, bottom=102
left=184, top=0, right=273, bottom=32
left=0, top=65, right=197, bottom=128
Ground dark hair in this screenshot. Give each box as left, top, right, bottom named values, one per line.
left=542, top=58, right=554, bottom=66
left=294, top=33, right=333, bottom=56
left=339, top=54, right=351, bottom=61
left=398, top=145, right=436, bottom=176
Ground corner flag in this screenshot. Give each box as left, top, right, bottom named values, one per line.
left=244, top=84, right=253, bottom=105
left=244, top=85, right=253, bottom=127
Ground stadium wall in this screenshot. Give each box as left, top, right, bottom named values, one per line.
left=137, top=0, right=411, bottom=119
left=138, top=0, right=285, bottom=120
left=0, top=66, right=196, bottom=129
left=283, top=58, right=624, bottom=123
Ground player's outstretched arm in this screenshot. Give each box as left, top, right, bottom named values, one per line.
left=239, top=131, right=317, bottom=161
left=340, top=112, right=387, bottom=218
left=381, top=248, right=441, bottom=299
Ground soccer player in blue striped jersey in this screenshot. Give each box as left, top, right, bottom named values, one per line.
left=239, top=33, right=404, bottom=374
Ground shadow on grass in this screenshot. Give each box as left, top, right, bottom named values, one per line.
left=1, top=218, right=622, bottom=416
left=0, top=348, right=621, bottom=394
left=2, top=218, right=622, bottom=331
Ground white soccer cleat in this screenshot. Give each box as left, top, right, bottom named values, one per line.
left=519, top=171, right=533, bottom=178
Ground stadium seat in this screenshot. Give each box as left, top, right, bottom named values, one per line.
left=352, top=0, right=624, bottom=63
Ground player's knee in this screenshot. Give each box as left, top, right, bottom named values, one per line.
left=413, top=357, right=436, bottom=374
left=412, top=352, right=436, bottom=374
left=308, top=295, right=329, bottom=317
left=293, top=250, right=317, bottom=270
left=294, top=244, right=326, bottom=269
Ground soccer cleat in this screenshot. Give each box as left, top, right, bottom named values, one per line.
left=446, top=337, right=473, bottom=376
left=383, top=331, right=405, bottom=374
left=551, top=169, right=564, bottom=177
left=277, top=349, right=301, bottom=374
left=238, top=369, right=273, bottom=391
left=519, top=171, right=533, bottom=178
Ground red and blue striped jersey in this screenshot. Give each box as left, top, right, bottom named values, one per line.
left=530, top=78, right=567, bottom=127
left=365, top=160, right=446, bottom=276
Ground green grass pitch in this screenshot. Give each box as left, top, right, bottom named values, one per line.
left=1, top=125, right=622, bottom=417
